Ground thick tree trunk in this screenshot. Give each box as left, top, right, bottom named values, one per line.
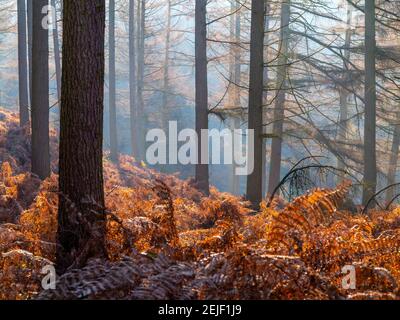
left=31, top=0, right=50, bottom=180
left=129, top=0, right=138, bottom=157
left=17, top=0, right=29, bottom=126
left=362, top=0, right=377, bottom=206
left=195, top=0, right=209, bottom=196
left=246, top=0, right=265, bottom=209
left=108, top=0, right=118, bottom=162
left=57, top=0, right=107, bottom=274
left=386, top=111, right=400, bottom=204
left=51, top=0, right=62, bottom=107
left=268, top=0, right=290, bottom=196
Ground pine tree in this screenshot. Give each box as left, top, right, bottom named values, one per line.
left=57, top=0, right=107, bottom=274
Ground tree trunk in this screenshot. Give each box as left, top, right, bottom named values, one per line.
left=246, top=0, right=265, bottom=209
left=386, top=111, right=400, bottom=204
left=31, top=0, right=50, bottom=180
left=108, top=0, right=118, bottom=162
left=262, top=1, right=270, bottom=196
left=231, top=117, right=241, bottom=195
left=136, top=0, right=145, bottom=161
left=57, top=0, right=107, bottom=274
left=17, top=0, right=29, bottom=126
left=337, top=4, right=352, bottom=179
left=129, top=0, right=138, bottom=157
left=27, top=0, right=33, bottom=106
left=229, top=0, right=241, bottom=195
left=362, top=0, right=377, bottom=206
left=161, top=0, right=171, bottom=130
left=233, top=3, right=242, bottom=196
left=268, top=0, right=290, bottom=196
left=160, top=0, right=172, bottom=173
left=227, top=0, right=235, bottom=109
left=51, top=0, right=62, bottom=108
left=195, top=0, right=209, bottom=196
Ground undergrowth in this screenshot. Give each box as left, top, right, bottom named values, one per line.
left=0, top=108, right=399, bottom=300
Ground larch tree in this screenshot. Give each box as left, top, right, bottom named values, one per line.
left=27, top=0, right=32, bottom=104
left=51, top=0, right=62, bottom=107
left=17, top=0, right=29, bottom=126
left=246, top=0, right=265, bottom=209
left=228, top=0, right=241, bottom=195
left=262, top=1, right=270, bottom=196
left=109, top=0, right=118, bottom=162
left=362, top=0, right=377, bottom=206
left=232, top=0, right=242, bottom=196
left=161, top=0, right=172, bottom=131
left=136, top=0, right=145, bottom=161
left=31, top=0, right=50, bottom=180
left=268, top=0, right=290, bottom=196
left=337, top=3, right=353, bottom=178
left=129, top=0, right=138, bottom=158
left=386, top=111, right=400, bottom=204
left=57, top=0, right=107, bottom=274
left=195, top=0, right=210, bottom=196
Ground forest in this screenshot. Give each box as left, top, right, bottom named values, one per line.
left=0, top=0, right=399, bottom=301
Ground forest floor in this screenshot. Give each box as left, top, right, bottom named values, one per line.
left=0, top=107, right=399, bottom=300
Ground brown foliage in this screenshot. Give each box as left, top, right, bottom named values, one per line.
left=0, top=108, right=399, bottom=300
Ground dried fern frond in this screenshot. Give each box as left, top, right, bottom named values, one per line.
left=150, top=180, right=179, bottom=247
left=267, top=182, right=352, bottom=254
left=36, top=254, right=149, bottom=300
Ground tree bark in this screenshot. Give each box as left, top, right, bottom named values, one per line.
left=262, top=1, right=270, bottom=196
left=108, top=0, right=118, bottom=162
left=195, top=0, right=210, bottom=196
left=136, top=0, right=145, bottom=161
left=362, top=0, right=377, bottom=206
left=27, top=0, right=33, bottom=106
left=386, top=111, right=400, bottom=204
left=57, top=0, right=107, bottom=274
left=161, top=0, right=171, bottom=130
left=337, top=4, right=352, bottom=179
left=229, top=0, right=241, bottom=195
left=17, top=0, right=30, bottom=126
left=129, top=0, right=138, bottom=157
left=227, top=0, right=236, bottom=109
left=268, top=0, right=290, bottom=196
left=246, top=0, right=265, bottom=209
left=231, top=117, right=241, bottom=195
left=31, top=0, right=50, bottom=180
left=51, top=0, right=62, bottom=108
